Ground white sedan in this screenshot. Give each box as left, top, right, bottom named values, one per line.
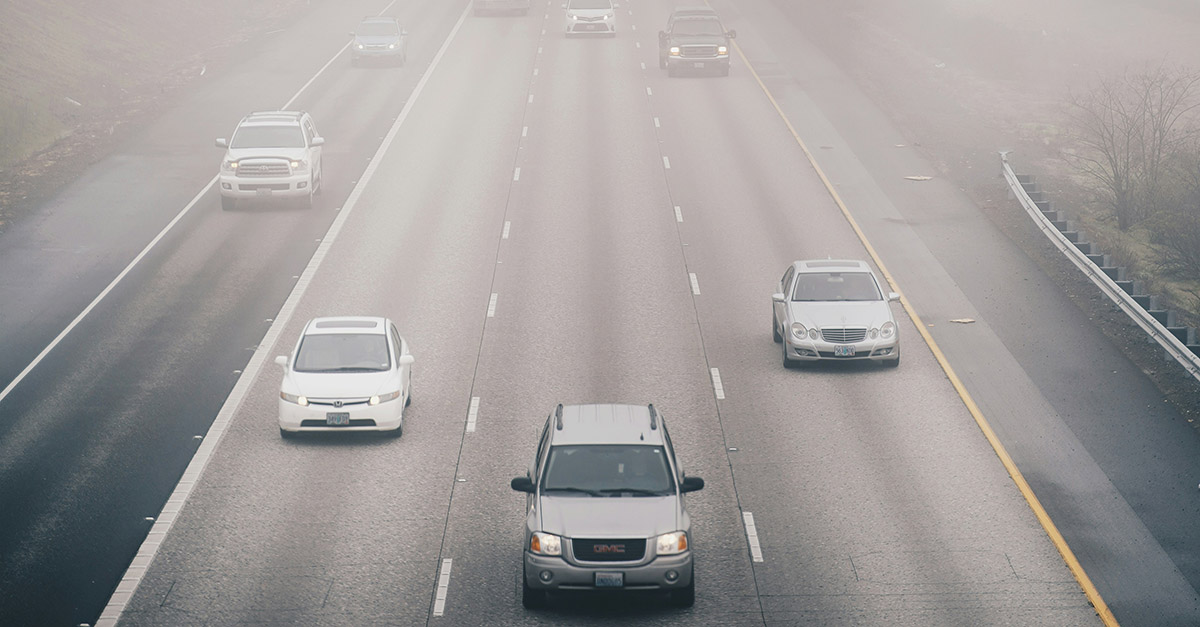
left=276, top=316, right=414, bottom=438
left=772, top=260, right=900, bottom=368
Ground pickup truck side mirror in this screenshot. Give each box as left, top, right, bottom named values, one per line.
left=215, top=138, right=228, bottom=148
left=658, top=30, right=668, bottom=40
left=727, top=29, right=737, bottom=39
left=681, top=476, right=705, bottom=493
left=511, top=476, right=536, bottom=493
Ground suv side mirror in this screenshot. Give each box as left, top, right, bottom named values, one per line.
left=511, top=476, right=535, bottom=493
left=772, top=292, right=785, bottom=304
left=727, top=29, right=736, bottom=39
left=311, top=136, right=325, bottom=147
left=215, top=138, right=228, bottom=148
left=681, top=476, right=705, bottom=493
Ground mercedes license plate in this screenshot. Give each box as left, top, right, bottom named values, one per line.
left=834, top=345, right=855, bottom=357
left=594, top=572, right=623, bottom=588
left=326, top=412, right=350, bottom=426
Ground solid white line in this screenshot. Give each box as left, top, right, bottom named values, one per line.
left=95, top=2, right=464, bottom=625
left=487, top=293, right=498, bottom=317
left=466, top=396, right=480, bottom=433
left=662, top=156, right=670, bottom=169
left=689, top=273, right=700, bottom=295
left=674, top=205, right=682, bottom=222
left=710, top=367, right=725, bottom=400
left=433, top=558, right=453, bottom=617
left=743, top=512, right=764, bottom=562
left=513, top=167, right=521, bottom=181
left=502, top=221, right=511, bottom=239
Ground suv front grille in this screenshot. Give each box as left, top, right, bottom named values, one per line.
left=821, top=328, right=867, bottom=343
left=573, top=538, right=646, bottom=562
left=680, top=44, right=718, bottom=58
left=238, top=161, right=291, bottom=177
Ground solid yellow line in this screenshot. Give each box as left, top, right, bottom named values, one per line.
left=728, top=39, right=1117, bottom=626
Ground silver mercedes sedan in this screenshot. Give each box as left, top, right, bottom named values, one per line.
left=772, top=259, right=901, bottom=368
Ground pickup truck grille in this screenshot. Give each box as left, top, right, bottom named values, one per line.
left=680, top=44, right=719, bottom=58
left=238, top=161, right=290, bottom=177
left=573, top=538, right=646, bottom=562
left=821, top=328, right=867, bottom=343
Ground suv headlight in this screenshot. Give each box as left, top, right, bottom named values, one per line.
left=290, top=159, right=309, bottom=172
left=370, top=390, right=401, bottom=406
left=656, top=531, right=688, bottom=555
left=530, top=532, right=562, bottom=556
left=222, top=160, right=238, bottom=172
left=280, top=391, right=308, bottom=406
left=880, top=321, right=896, bottom=339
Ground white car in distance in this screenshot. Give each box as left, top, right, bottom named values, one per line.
left=276, top=317, right=414, bottom=438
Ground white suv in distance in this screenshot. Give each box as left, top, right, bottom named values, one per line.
left=563, top=0, right=616, bottom=37
left=215, top=111, right=323, bottom=211
left=276, top=317, right=414, bottom=438
left=772, top=259, right=901, bottom=367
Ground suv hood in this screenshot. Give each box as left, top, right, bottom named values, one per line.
left=788, top=300, right=891, bottom=328
left=286, top=371, right=394, bottom=398
left=224, top=147, right=308, bottom=162
left=538, top=495, right=678, bottom=538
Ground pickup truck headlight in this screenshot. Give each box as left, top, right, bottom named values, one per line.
left=530, top=532, right=562, bottom=556
left=280, top=391, right=308, bottom=406
left=718, top=45, right=728, bottom=54
left=669, top=46, right=680, bottom=56
left=369, top=390, right=401, bottom=405
left=656, top=531, right=688, bottom=555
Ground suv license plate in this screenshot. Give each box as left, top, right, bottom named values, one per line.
left=834, top=345, right=855, bottom=357
left=326, top=412, right=350, bottom=426
left=595, top=572, right=623, bottom=588
left=693, top=62, right=706, bottom=68
left=256, top=188, right=272, bottom=196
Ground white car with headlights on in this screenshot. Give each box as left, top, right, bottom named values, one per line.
left=772, top=259, right=900, bottom=368
left=276, top=317, right=413, bottom=438
left=563, top=0, right=617, bottom=36
left=215, top=110, right=323, bottom=211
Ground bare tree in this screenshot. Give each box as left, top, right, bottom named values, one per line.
left=1066, top=64, right=1200, bottom=231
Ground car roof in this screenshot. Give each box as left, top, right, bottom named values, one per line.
left=358, top=16, right=400, bottom=24
left=794, top=259, right=873, bottom=273
left=550, top=404, right=667, bottom=446
left=303, top=316, right=389, bottom=335
left=240, top=111, right=305, bottom=126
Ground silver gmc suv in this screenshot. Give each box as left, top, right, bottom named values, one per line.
left=510, top=403, right=705, bottom=608
left=215, top=111, right=324, bottom=211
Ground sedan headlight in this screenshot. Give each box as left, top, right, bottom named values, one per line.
left=530, top=532, right=562, bottom=556
left=388, top=42, right=396, bottom=49
left=717, top=45, right=728, bottom=54
left=669, top=46, right=680, bottom=56
left=571, top=14, right=580, bottom=20
left=604, top=13, right=614, bottom=20
left=790, top=322, right=806, bottom=340
left=369, top=390, right=401, bottom=406
left=356, top=43, right=365, bottom=49
left=280, top=391, right=308, bottom=406
left=656, top=531, right=688, bottom=555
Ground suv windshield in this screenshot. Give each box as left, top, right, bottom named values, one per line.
left=294, top=334, right=391, bottom=372
left=542, top=445, right=675, bottom=496
left=791, top=272, right=882, bottom=302
left=358, top=21, right=399, bottom=36
left=230, top=125, right=305, bottom=149
left=673, top=19, right=724, bottom=36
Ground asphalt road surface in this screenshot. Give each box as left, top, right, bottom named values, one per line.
left=1, top=0, right=1198, bottom=626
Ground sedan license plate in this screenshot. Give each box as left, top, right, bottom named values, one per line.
left=594, top=572, right=623, bottom=588
left=834, top=345, right=856, bottom=357
left=693, top=62, right=706, bottom=68
left=325, top=412, right=350, bottom=426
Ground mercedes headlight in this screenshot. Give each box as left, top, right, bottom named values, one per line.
left=530, top=532, right=562, bottom=556
left=656, top=531, right=688, bottom=555
left=790, top=322, right=806, bottom=340
left=880, top=321, right=896, bottom=339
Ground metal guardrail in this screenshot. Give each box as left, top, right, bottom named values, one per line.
left=1000, top=151, right=1200, bottom=382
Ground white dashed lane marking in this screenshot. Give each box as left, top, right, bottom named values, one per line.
left=528, top=94, right=534, bottom=104
left=522, top=126, right=528, bottom=137
left=487, top=293, right=498, bottom=317
left=674, top=205, right=682, bottom=222
left=710, top=368, right=725, bottom=400
left=513, top=167, right=521, bottom=181
left=502, top=221, right=511, bottom=239
left=646, top=87, right=652, bottom=96
left=433, top=558, right=453, bottom=616
left=743, top=512, right=764, bottom=562
left=662, top=156, right=671, bottom=169
left=654, top=117, right=660, bottom=128
left=466, top=397, right=480, bottom=433
left=689, top=273, right=700, bottom=295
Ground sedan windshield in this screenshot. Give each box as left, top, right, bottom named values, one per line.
left=294, top=333, right=391, bottom=372
left=791, top=272, right=882, bottom=302
left=357, top=21, right=400, bottom=37
left=230, top=125, right=305, bottom=149
left=542, top=445, right=675, bottom=496
left=673, top=19, right=724, bottom=36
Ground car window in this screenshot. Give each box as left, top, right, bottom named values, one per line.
left=358, top=21, right=400, bottom=36
left=534, top=418, right=552, bottom=477
left=781, top=266, right=794, bottom=293
left=659, top=421, right=681, bottom=480
left=230, top=125, right=305, bottom=149
left=542, top=445, right=675, bottom=495
left=673, top=19, right=724, bottom=36
left=791, top=272, right=883, bottom=302
left=293, top=333, right=391, bottom=372
left=389, top=326, right=402, bottom=362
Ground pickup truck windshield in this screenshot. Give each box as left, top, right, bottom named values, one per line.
left=542, top=445, right=675, bottom=496
left=673, top=20, right=724, bottom=36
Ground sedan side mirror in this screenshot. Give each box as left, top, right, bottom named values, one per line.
left=727, top=29, right=736, bottom=39
left=399, top=354, right=415, bottom=365
left=215, top=138, right=228, bottom=148
left=511, top=476, right=535, bottom=493
left=311, top=136, right=325, bottom=147
left=888, top=292, right=900, bottom=302
left=681, top=476, right=705, bottom=493
left=772, top=292, right=785, bottom=304
left=274, top=355, right=288, bottom=367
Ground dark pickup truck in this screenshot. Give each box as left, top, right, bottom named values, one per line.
left=658, top=9, right=736, bottom=77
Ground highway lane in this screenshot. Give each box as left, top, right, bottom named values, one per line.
left=0, top=1, right=467, bottom=624
left=120, top=0, right=1098, bottom=625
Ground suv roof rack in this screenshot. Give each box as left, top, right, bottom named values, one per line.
left=648, top=403, right=658, bottom=430
left=555, top=403, right=564, bottom=430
